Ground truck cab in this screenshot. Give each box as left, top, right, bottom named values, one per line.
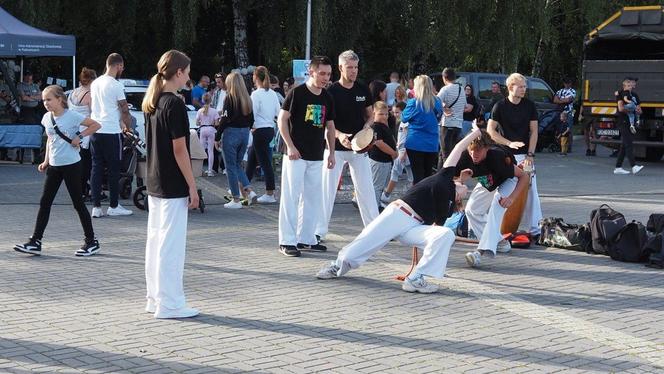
left=582, top=5, right=664, bottom=161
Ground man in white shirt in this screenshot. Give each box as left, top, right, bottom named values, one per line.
left=437, top=67, right=466, bottom=166
left=89, top=53, right=134, bottom=217
left=385, top=72, right=400, bottom=106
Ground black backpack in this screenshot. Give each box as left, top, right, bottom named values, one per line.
left=646, top=214, right=664, bottom=234
left=644, top=233, right=664, bottom=269
left=539, top=217, right=591, bottom=251
left=590, top=204, right=626, bottom=255
left=607, top=221, right=649, bottom=262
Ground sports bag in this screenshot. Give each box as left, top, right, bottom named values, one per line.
left=646, top=214, right=664, bottom=234
left=590, top=204, right=626, bottom=255
left=539, top=217, right=591, bottom=251
left=607, top=221, right=649, bottom=262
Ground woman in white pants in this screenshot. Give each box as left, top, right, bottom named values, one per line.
left=316, top=128, right=484, bottom=293
left=142, top=50, right=199, bottom=319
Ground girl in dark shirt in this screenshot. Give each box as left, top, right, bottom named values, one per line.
left=142, top=50, right=199, bottom=319
left=215, top=72, right=257, bottom=208
left=316, top=128, right=484, bottom=294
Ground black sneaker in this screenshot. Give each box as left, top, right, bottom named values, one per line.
left=279, top=245, right=301, bottom=257
left=297, top=243, right=327, bottom=252
left=14, top=237, right=42, bottom=255
left=590, top=149, right=596, bottom=156
left=585, top=149, right=592, bottom=156
left=75, top=239, right=100, bottom=257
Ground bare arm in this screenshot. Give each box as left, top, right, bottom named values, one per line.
left=278, top=109, right=300, bottom=160
left=363, top=106, right=373, bottom=129
left=79, top=118, right=101, bottom=137
left=325, top=120, right=336, bottom=169
left=464, top=103, right=474, bottom=113
left=528, top=120, right=538, bottom=154
left=500, top=165, right=529, bottom=208
left=374, top=140, right=398, bottom=159
left=488, top=119, right=525, bottom=150
left=38, top=136, right=51, bottom=172
left=172, top=137, right=198, bottom=208
left=443, top=128, right=481, bottom=168
left=118, top=100, right=132, bottom=132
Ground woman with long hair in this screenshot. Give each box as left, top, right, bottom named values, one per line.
left=14, top=85, right=101, bottom=257
left=401, top=75, right=442, bottom=183
left=196, top=92, right=219, bottom=177
left=247, top=66, right=280, bottom=203
left=215, top=72, right=257, bottom=208
left=142, top=50, right=199, bottom=319
left=67, top=67, right=97, bottom=198
left=462, top=84, right=478, bottom=136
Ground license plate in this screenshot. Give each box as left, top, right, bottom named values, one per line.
left=596, top=129, right=619, bottom=136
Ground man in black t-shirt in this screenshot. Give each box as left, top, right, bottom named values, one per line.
left=315, top=50, right=379, bottom=241
left=316, top=129, right=488, bottom=294
left=488, top=73, right=542, bottom=236
left=458, top=132, right=529, bottom=268
left=277, top=56, right=337, bottom=257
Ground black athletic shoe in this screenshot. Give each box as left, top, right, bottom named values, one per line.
left=75, top=239, right=100, bottom=257
left=279, top=245, right=301, bottom=257
left=14, top=237, right=42, bottom=255
left=585, top=149, right=592, bottom=156
left=297, top=243, right=327, bottom=252
left=590, top=149, right=596, bottom=156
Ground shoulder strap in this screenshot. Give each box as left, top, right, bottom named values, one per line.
left=448, top=84, right=462, bottom=108
left=51, top=114, right=73, bottom=144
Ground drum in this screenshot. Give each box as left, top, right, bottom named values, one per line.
left=500, top=171, right=531, bottom=235
left=351, top=127, right=375, bottom=153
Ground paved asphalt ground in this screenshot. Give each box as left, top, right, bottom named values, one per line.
left=1, top=141, right=663, bottom=373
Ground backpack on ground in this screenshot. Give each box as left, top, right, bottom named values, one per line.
left=590, top=204, right=626, bottom=255
left=646, top=214, right=664, bottom=234
left=644, top=233, right=664, bottom=269
left=607, top=221, right=649, bottom=262
left=539, top=217, right=591, bottom=251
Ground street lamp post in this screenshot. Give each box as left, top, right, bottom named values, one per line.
left=305, top=0, right=311, bottom=60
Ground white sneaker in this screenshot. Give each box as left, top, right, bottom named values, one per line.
left=465, top=251, right=482, bottom=268
left=632, top=165, right=644, bottom=174
left=613, top=168, right=630, bottom=175
left=380, top=192, right=390, bottom=205
left=337, top=260, right=351, bottom=277
left=246, top=191, right=258, bottom=206
left=222, top=169, right=227, bottom=175
left=91, top=207, right=104, bottom=218
left=145, top=298, right=157, bottom=314
left=154, top=306, right=199, bottom=319
left=224, top=200, right=243, bottom=209
left=402, top=276, right=439, bottom=293
left=496, top=239, right=512, bottom=253
left=227, top=188, right=232, bottom=195
left=257, top=194, right=277, bottom=204
left=316, top=262, right=340, bottom=279
left=107, top=204, right=133, bottom=216
left=205, top=170, right=215, bottom=177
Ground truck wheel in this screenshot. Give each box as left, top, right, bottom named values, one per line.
left=645, top=148, right=664, bottom=162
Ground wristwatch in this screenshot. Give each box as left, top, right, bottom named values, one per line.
left=527, top=152, right=535, bottom=158
left=76, top=131, right=83, bottom=140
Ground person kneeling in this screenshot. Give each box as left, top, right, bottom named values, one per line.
left=315, top=128, right=481, bottom=293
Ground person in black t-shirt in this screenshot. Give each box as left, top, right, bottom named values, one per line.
left=368, top=101, right=397, bottom=208
left=459, top=131, right=529, bottom=268
left=278, top=56, right=337, bottom=257
left=488, top=73, right=542, bottom=236
left=316, top=129, right=487, bottom=294
left=315, top=50, right=378, bottom=241
left=142, top=50, right=199, bottom=320
left=614, top=78, right=644, bottom=175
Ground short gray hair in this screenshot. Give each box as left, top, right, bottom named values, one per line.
left=338, top=50, right=359, bottom=65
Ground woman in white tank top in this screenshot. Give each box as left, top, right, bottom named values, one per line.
left=68, top=67, right=97, bottom=198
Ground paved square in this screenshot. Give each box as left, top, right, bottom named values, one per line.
left=1, top=144, right=663, bottom=373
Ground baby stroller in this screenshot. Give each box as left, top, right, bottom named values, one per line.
left=536, top=109, right=563, bottom=153
left=118, top=131, right=146, bottom=200
left=133, top=129, right=206, bottom=213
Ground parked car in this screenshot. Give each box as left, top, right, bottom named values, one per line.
left=429, top=71, right=558, bottom=116
left=121, top=79, right=198, bottom=142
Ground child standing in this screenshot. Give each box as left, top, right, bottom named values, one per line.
left=381, top=101, right=412, bottom=207
left=142, top=50, right=199, bottom=319
left=368, top=101, right=398, bottom=208
left=14, top=85, right=101, bottom=256
left=557, top=111, right=570, bottom=156
left=619, top=79, right=641, bottom=134
left=196, top=92, right=219, bottom=177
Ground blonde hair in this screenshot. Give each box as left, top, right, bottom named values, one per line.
left=394, top=85, right=407, bottom=102
left=373, top=101, right=389, bottom=111
left=142, top=50, right=191, bottom=113
left=202, top=92, right=211, bottom=116
left=225, top=72, right=252, bottom=116
left=254, top=66, right=270, bottom=90
left=43, top=85, right=68, bottom=109
left=505, top=73, right=526, bottom=89
left=414, top=75, right=435, bottom=113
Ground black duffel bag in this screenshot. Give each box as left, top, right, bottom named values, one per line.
left=590, top=204, right=626, bottom=255
left=607, top=221, right=649, bottom=263
left=539, top=217, right=591, bottom=251
left=646, top=214, right=664, bottom=234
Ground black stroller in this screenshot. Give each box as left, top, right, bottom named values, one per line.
left=118, top=131, right=146, bottom=200
left=536, top=109, right=564, bottom=153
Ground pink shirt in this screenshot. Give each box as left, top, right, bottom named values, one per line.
left=196, top=107, right=220, bottom=127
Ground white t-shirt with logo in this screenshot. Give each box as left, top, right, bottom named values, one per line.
left=251, top=88, right=280, bottom=129
left=90, top=75, right=126, bottom=134
left=42, top=110, right=85, bottom=166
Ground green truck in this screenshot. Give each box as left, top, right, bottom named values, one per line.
left=582, top=5, right=664, bottom=161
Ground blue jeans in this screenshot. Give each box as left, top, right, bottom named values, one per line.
left=461, top=120, right=473, bottom=137
left=624, top=102, right=639, bottom=126
left=221, top=127, right=251, bottom=197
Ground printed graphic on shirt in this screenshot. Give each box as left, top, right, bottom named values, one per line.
left=356, top=96, right=366, bottom=102
left=305, top=104, right=326, bottom=128
left=477, top=174, right=496, bottom=190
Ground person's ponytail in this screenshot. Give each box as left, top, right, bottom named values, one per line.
left=141, top=50, right=191, bottom=114
left=255, top=66, right=270, bottom=91
left=142, top=73, right=164, bottom=114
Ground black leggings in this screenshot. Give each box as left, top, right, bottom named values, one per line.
left=615, top=119, right=635, bottom=168
left=33, top=161, right=95, bottom=241
left=406, top=149, right=438, bottom=184
left=246, top=127, right=276, bottom=191
left=440, top=127, right=461, bottom=168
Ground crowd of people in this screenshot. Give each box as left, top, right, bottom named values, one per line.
left=10, top=48, right=646, bottom=319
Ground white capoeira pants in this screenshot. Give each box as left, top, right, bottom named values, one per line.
left=145, top=196, right=189, bottom=310
left=278, top=157, right=323, bottom=246
left=465, top=177, right=517, bottom=254
left=336, top=203, right=455, bottom=279
left=514, top=154, right=542, bottom=234
left=316, top=150, right=378, bottom=239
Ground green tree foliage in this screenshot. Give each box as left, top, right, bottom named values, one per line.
left=0, top=0, right=657, bottom=89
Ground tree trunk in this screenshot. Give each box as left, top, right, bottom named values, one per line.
left=232, top=0, right=249, bottom=68
left=532, top=0, right=552, bottom=77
